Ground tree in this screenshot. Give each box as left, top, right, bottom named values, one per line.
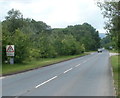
left=2, top=9, right=101, bottom=64
left=3, top=9, right=24, bottom=33
left=100, top=35, right=114, bottom=49
left=97, top=1, right=120, bottom=51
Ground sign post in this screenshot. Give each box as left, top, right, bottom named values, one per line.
left=6, top=45, right=15, bottom=64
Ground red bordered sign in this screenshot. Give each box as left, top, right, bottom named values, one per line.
left=6, top=45, right=15, bottom=56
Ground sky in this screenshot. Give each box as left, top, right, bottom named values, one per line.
left=0, top=0, right=106, bottom=33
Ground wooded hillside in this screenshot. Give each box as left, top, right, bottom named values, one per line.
left=2, top=9, right=101, bottom=63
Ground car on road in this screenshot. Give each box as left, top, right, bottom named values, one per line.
left=98, top=48, right=102, bottom=53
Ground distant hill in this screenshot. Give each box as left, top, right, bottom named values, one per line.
left=99, top=33, right=106, bottom=39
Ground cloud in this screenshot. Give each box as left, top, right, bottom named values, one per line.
left=0, top=0, right=106, bottom=33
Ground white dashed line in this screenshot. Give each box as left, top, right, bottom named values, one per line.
left=75, top=55, right=98, bottom=68
left=75, top=64, right=81, bottom=67
left=83, top=60, right=87, bottom=63
left=35, top=54, right=99, bottom=89
left=64, top=68, right=73, bottom=73
left=35, top=76, right=57, bottom=88
left=0, top=77, right=5, bottom=80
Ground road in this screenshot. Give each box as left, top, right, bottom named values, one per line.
left=2, top=50, right=115, bottom=96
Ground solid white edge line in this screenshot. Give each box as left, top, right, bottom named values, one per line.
left=64, top=68, right=73, bottom=73
left=111, top=67, right=114, bottom=77
left=111, top=65, right=117, bottom=96
left=35, top=76, right=57, bottom=88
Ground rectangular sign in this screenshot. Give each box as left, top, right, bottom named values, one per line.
left=6, top=45, right=15, bottom=56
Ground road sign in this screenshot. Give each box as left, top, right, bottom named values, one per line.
left=6, top=45, right=15, bottom=56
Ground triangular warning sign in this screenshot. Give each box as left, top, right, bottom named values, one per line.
left=6, top=45, right=14, bottom=52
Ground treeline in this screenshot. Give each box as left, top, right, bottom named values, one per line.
left=100, top=35, right=113, bottom=49
left=97, top=1, right=120, bottom=51
left=2, top=9, right=100, bottom=63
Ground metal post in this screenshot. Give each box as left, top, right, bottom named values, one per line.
left=10, top=57, right=14, bottom=64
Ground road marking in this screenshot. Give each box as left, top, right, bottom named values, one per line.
left=76, top=54, right=98, bottom=66
left=35, top=76, right=57, bottom=88
left=75, top=64, right=81, bottom=67
left=111, top=67, right=114, bottom=77
left=83, top=60, right=87, bottom=63
left=0, top=77, right=5, bottom=79
left=35, top=54, right=98, bottom=88
left=110, top=66, right=117, bottom=96
left=64, top=68, right=73, bottom=73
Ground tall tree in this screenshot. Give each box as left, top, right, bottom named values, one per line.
left=97, top=1, right=120, bottom=51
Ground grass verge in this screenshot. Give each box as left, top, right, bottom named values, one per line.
left=110, top=55, right=120, bottom=96
left=2, top=53, right=89, bottom=76
left=109, top=49, right=119, bottom=53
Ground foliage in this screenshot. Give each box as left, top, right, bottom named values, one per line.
left=2, top=9, right=101, bottom=63
left=100, top=35, right=114, bottom=49
left=97, top=1, right=120, bottom=51
left=111, top=55, right=120, bottom=96
left=2, top=53, right=89, bottom=75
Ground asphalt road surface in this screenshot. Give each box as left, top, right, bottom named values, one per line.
left=2, top=50, right=115, bottom=96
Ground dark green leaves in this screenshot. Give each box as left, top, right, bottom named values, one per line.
left=2, top=9, right=101, bottom=63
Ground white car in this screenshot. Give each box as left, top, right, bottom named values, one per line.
left=98, top=48, right=102, bottom=53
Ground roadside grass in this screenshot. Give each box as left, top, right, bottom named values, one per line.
left=2, top=53, right=89, bottom=75
left=109, top=49, right=119, bottom=53
left=110, top=55, right=120, bottom=96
